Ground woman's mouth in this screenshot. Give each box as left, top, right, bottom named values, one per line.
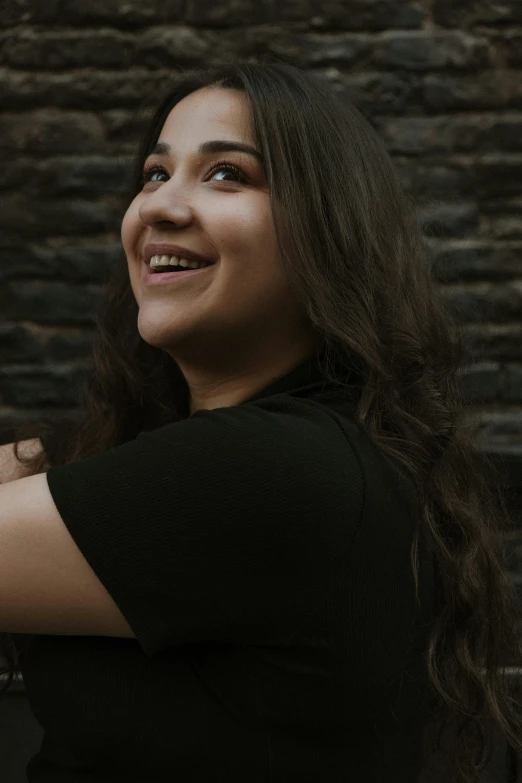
left=142, top=261, right=215, bottom=285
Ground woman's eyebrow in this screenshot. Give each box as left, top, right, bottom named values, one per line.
left=148, top=140, right=264, bottom=165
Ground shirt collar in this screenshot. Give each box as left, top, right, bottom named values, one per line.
left=242, top=350, right=360, bottom=406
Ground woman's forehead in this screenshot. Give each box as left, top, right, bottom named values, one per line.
left=158, top=88, right=253, bottom=147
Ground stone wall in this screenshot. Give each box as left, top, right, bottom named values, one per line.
left=0, top=3, right=521, bottom=461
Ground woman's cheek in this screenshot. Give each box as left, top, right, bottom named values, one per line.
left=121, top=203, right=138, bottom=251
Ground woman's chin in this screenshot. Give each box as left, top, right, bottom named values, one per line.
left=136, top=319, right=177, bottom=351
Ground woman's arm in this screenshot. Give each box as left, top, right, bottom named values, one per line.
left=0, top=437, right=134, bottom=637
left=0, top=472, right=134, bottom=637
left=0, top=438, right=47, bottom=483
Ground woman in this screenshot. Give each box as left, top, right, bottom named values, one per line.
left=0, top=60, right=520, bottom=782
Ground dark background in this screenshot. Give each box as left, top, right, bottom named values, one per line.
left=0, top=1, right=521, bottom=779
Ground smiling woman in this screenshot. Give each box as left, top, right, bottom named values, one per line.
left=119, top=82, right=321, bottom=412
left=2, top=60, right=522, bottom=783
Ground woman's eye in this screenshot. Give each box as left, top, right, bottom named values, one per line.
left=207, top=163, right=247, bottom=184
left=141, top=162, right=247, bottom=186
left=141, top=165, right=168, bottom=185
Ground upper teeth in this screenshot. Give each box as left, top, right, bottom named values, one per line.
left=149, top=255, right=210, bottom=269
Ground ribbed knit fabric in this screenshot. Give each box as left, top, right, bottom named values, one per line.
left=20, top=352, right=434, bottom=782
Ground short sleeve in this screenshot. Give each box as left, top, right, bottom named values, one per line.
left=45, top=401, right=364, bottom=657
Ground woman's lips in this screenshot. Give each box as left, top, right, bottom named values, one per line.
left=142, top=261, right=214, bottom=285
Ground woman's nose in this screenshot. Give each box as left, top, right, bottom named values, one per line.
left=138, top=186, right=194, bottom=228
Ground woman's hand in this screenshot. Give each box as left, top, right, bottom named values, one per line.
left=0, top=438, right=48, bottom=482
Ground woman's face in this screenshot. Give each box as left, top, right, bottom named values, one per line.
left=121, top=86, right=318, bottom=411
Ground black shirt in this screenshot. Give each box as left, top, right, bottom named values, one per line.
left=20, top=352, right=434, bottom=781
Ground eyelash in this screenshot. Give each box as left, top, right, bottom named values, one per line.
left=141, top=160, right=247, bottom=186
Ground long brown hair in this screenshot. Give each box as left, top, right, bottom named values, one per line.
left=2, top=60, right=521, bottom=782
